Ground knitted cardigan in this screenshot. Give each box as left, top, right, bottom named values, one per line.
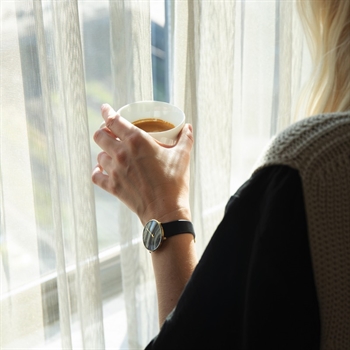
left=254, top=111, right=350, bottom=350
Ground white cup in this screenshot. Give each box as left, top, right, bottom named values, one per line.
left=101, top=101, right=185, bottom=145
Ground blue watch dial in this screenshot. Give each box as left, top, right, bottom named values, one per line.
left=143, top=219, right=164, bottom=251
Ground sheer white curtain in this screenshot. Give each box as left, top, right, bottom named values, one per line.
left=1, top=1, right=104, bottom=348
left=170, top=0, right=311, bottom=255
left=0, top=0, right=311, bottom=349
left=120, top=0, right=311, bottom=348
left=108, top=2, right=158, bottom=348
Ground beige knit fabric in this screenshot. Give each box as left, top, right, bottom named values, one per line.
left=254, top=111, right=350, bottom=350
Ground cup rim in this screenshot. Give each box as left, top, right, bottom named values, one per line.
left=116, top=100, right=185, bottom=135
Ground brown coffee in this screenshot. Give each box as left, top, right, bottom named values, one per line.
left=132, top=118, right=175, bottom=132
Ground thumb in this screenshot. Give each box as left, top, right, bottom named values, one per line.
left=176, top=123, right=194, bottom=151
left=101, top=103, right=116, bottom=118
left=100, top=103, right=117, bottom=129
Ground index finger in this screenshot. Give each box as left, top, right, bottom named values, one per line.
left=101, top=103, right=136, bottom=140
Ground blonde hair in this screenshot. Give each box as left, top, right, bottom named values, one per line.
left=296, top=0, right=350, bottom=118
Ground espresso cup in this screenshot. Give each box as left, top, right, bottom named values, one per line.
left=101, top=101, right=185, bottom=145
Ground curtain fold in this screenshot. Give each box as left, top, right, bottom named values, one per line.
left=1, top=2, right=45, bottom=345
left=109, top=1, right=158, bottom=349
left=53, top=1, right=105, bottom=347
left=1, top=0, right=104, bottom=348
left=33, top=0, right=73, bottom=347
left=182, top=0, right=236, bottom=252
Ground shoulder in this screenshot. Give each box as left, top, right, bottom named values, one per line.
left=253, top=112, right=350, bottom=349
left=253, top=111, right=350, bottom=177
left=225, top=164, right=301, bottom=214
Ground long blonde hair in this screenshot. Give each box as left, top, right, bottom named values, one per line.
left=296, top=0, right=350, bottom=117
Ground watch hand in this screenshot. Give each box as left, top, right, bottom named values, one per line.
left=145, top=227, right=154, bottom=238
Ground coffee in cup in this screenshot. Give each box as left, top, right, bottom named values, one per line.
left=132, top=118, right=175, bottom=133
left=117, top=101, right=185, bottom=145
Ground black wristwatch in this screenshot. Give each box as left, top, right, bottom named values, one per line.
left=143, top=219, right=195, bottom=252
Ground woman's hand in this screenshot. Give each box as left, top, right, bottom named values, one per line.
left=92, top=104, right=194, bottom=225
left=93, top=104, right=197, bottom=325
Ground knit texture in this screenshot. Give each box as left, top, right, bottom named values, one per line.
left=254, top=111, right=350, bottom=350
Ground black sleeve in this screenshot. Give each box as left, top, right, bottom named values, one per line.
left=145, top=165, right=320, bottom=350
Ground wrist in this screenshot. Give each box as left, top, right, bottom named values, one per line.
left=141, top=204, right=191, bottom=226
left=139, top=183, right=191, bottom=225
left=141, top=208, right=191, bottom=226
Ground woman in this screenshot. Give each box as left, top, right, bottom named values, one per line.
left=92, top=0, right=350, bottom=348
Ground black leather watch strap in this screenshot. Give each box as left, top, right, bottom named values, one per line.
left=161, top=220, right=195, bottom=240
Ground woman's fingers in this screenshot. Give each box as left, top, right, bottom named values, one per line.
left=95, top=103, right=151, bottom=158
left=176, top=123, right=194, bottom=152
left=97, top=151, right=113, bottom=174
left=92, top=165, right=110, bottom=191
left=101, top=104, right=136, bottom=140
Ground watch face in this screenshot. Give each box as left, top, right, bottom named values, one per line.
left=143, top=220, right=164, bottom=252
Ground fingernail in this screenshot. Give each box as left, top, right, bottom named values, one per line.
left=101, top=103, right=109, bottom=111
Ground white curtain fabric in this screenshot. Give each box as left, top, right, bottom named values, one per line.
left=0, top=0, right=311, bottom=349
left=108, top=2, right=158, bottom=349
left=1, top=1, right=104, bottom=348
left=172, top=0, right=311, bottom=255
